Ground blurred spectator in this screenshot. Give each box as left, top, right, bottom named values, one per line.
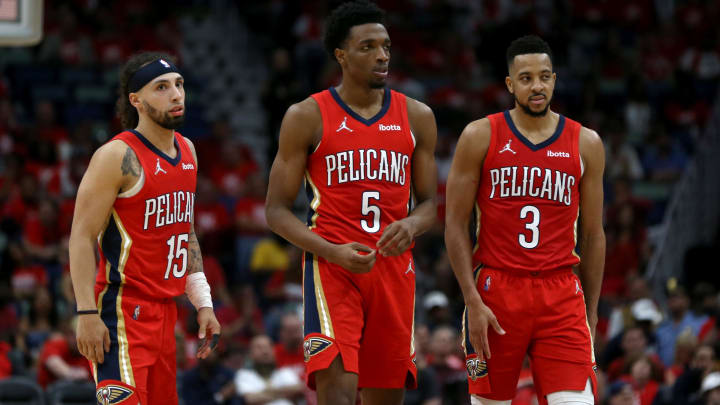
left=604, top=120, right=644, bottom=181
left=22, top=199, right=65, bottom=265
left=622, top=355, right=662, bottom=405
left=36, top=317, right=91, bottom=388
left=215, top=285, right=265, bottom=349
left=235, top=171, right=271, bottom=281
left=656, top=281, right=708, bottom=366
left=18, top=287, right=57, bottom=359
left=0, top=340, right=11, bottom=379
left=423, top=291, right=452, bottom=332
left=261, top=48, right=304, bottom=164
left=606, top=326, right=662, bottom=383
left=209, top=140, right=258, bottom=200
left=605, top=380, right=639, bottom=405
left=700, top=371, right=720, bottom=405
left=225, top=334, right=303, bottom=405
left=273, top=313, right=303, bottom=371
left=426, top=326, right=467, bottom=405
left=668, top=343, right=717, bottom=404
left=38, top=4, right=96, bottom=65
left=642, top=131, right=688, bottom=183
left=404, top=324, right=441, bottom=405
left=181, top=345, right=240, bottom=405
left=194, top=175, right=232, bottom=256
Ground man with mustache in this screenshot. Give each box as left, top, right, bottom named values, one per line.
left=265, top=2, right=438, bottom=404
left=445, top=35, right=606, bottom=405
left=69, top=52, right=221, bottom=404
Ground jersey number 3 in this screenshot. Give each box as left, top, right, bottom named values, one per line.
left=165, top=233, right=188, bottom=279
left=519, top=205, right=540, bottom=249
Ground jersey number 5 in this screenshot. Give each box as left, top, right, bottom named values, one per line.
left=165, top=233, right=188, bottom=279
left=519, top=205, right=540, bottom=249
left=361, top=191, right=380, bottom=233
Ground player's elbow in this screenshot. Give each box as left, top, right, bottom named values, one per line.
left=264, top=200, right=286, bottom=234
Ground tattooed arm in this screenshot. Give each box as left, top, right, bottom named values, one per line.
left=69, top=141, right=141, bottom=365
left=182, top=136, right=221, bottom=359
left=183, top=137, right=203, bottom=274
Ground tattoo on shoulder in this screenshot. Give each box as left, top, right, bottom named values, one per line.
left=121, top=147, right=141, bottom=177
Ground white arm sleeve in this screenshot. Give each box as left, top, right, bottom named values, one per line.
left=185, top=272, right=213, bottom=310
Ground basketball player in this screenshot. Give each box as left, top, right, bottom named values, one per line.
left=265, top=2, right=438, bottom=405
left=69, top=52, right=221, bottom=405
left=444, top=35, right=606, bottom=405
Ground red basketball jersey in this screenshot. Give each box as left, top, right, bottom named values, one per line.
left=472, top=111, right=582, bottom=271
left=95, top=130, right=197, bottom=299
left=306, top=88, right=415, bottom=247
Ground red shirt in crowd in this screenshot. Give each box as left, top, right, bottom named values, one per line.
left=37, top=336, right=91, bottom=388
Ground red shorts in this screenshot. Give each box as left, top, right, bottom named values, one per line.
left=93, top=285, right=178, bottom=405
left=302, top=251, right=417, bottom=389
left=464, top=267, right=596, bottom=401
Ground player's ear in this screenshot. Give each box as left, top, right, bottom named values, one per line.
left=334, top=48, right=346, bottom=66
left=505, top=76, right=513, bottom=94
left=128, top=93, right=141, bottom=109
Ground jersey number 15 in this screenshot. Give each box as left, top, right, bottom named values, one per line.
left=165, top=233, right=188, bottom=279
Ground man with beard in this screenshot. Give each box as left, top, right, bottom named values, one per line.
left=69, top=52, right=221, bottom=404
left=444, top=35, right=606, bottom=405
left=265, top=2, right=437, bottom=405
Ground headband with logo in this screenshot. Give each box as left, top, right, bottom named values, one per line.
left=128, top=58, right=182, bottom=93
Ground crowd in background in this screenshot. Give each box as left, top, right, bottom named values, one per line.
left=1, top=1, right=720, bottom=404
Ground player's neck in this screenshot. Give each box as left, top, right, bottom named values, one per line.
left=334, top=81, right=384, bottom=110
left=509, top=107, right=558, bottom=134
left=135, top=119, right=177, bottom=157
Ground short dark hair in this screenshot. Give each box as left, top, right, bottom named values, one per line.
left=323, top=0, right=386, bottom=61
left=116, top=52, right=177, bottom=129
left=506, top=35, right=553, bottom=70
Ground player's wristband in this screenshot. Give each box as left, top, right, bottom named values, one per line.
left=185, top=272, right=213, bottom=310
left=76, top=309, right=98, bottom=315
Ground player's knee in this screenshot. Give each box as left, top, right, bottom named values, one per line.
left=546, top=378, right=594, bottom=405
left=470, top=395, right=512, bottom=405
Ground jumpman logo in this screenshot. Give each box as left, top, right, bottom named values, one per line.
left=154, top=158, right=167, bottom=175
left=336, top=116, right=353, bottom=133
left=499, top=139, right=516, bottom=154
left=405, top=260, right=415, bottom=274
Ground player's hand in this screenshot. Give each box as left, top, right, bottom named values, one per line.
left=76, top=314, right=110, bottom=364
left=196, top=307, right=221, bottom=359
left=467, top=300, right=505, bottom=362
left=327, top=242, right=377, bottom=273
left=377, top=219, right=415, bottom=256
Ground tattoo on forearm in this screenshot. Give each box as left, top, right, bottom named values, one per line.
left=121, top=147, right=141, bottom=177
left=188, top=230, right=204, bottom=273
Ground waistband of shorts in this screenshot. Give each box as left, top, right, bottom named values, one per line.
left=484, top=266, right=574, bottom=278
left=96, top=283, right=177, bottom=304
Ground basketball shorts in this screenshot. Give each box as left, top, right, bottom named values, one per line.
left=93, top=285, right=179, bottom=405
left=302, top=250, right=417, bottom=390
left=463, top=266, right=597, bottom=401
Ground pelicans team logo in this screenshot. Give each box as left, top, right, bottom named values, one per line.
left=132, top=305, right=140, bottom=320
left=304, top=337, right=333, bottom=362
left=466, top=358, right=488, bottom=381
left=96, top=385, right=134, bottom=404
